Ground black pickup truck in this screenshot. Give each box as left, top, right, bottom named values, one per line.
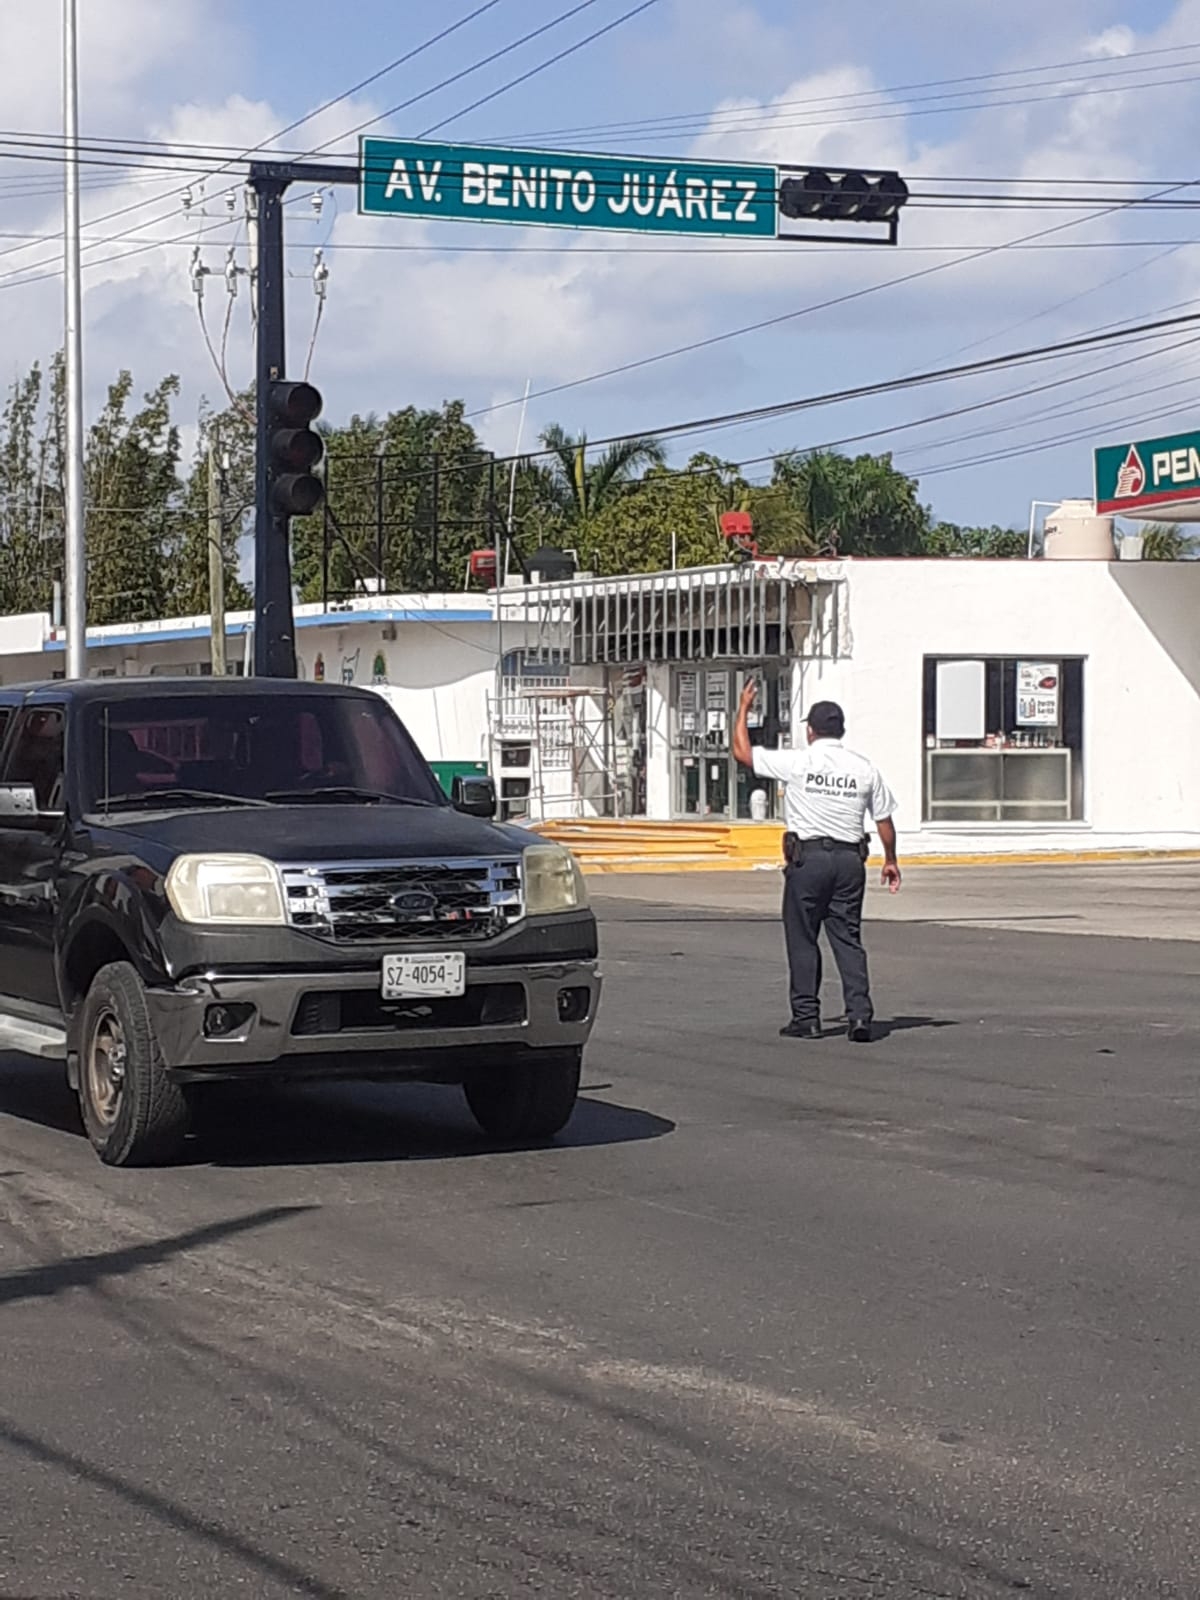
left=0, top=679, right=600, bottom=1166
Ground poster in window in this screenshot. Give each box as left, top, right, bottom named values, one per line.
left=1016, top=661, right=1059, bottom=726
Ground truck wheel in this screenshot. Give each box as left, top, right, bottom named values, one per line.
left=463, top=1049, right=582, bottom=1142
left=77, top=962, right=191, bottom=1167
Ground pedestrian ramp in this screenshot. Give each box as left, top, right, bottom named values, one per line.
left=530, top=818, right=786, bottom=874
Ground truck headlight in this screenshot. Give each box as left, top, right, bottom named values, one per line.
left=523, top=844, right=588, bottom=915
left=165, top=854, right=287, bottom=926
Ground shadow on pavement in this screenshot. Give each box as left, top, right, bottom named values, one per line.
left=0, top=1057, right=673, bottom=1169
left=198, top=1082, right=675, bottom=1169
left=0, top=1412, right=345, bottom=1600
left=0, top=1205, right=312, bottom=1308
left=0, top=1056, right=81, bottom=1139
left=873, top=1016, right=959, bottom=1039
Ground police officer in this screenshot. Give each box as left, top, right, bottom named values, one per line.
left=733, top=683, right=901, bottom=1042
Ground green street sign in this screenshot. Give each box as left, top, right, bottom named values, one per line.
left=1095, top=428, right=1200, bottom=519
left=359, top=138, right=778, bottom=239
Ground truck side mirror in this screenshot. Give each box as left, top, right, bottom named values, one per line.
left=0, top=783, right=57, bottom=832
left=452, top=775, right=497, bottom=819
left=0, top=783, right=39, bottom=818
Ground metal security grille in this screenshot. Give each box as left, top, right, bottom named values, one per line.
left=503, top=565, right=813, bottom=666
left=280, top=859, right=523, bottom=944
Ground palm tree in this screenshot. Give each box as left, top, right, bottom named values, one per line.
left=535, top=424, right=667, bottom=528
left=1139, top=521, right=1199, bottom=560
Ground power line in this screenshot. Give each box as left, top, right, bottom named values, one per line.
left=907, top=391, right=1200, bottom=479
left=0, top=0, right=516, bottom=280
left=417, top=0, right=663, bottom=139
left=3, top=227, right=1199, bottom=257
left=329, top=310, right=1200, bottom=494
left=491, top=37, right=1200, bottom=144
left=466, top=173, right=1200, bottom=422
left=12, top=135, right=1200, bottom=217
left=491, top=54, right=1200, bottom=147
left=306, top=0, right=608, bottom=149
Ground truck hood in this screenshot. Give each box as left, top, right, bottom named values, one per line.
left=90, top=802, right=533, bottom=864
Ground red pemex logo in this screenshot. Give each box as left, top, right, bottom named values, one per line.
left=1114, top=445, right=1146, bottom=499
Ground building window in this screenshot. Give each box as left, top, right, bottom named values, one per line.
left=922, top=657, right=1084, bottom=823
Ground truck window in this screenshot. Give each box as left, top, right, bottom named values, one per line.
left=83, top=695, right=446, bottom=809
left=4, top=707, right=65, bottom=811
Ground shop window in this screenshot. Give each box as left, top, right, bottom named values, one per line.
left=922, top=657, right=1084, bottom=823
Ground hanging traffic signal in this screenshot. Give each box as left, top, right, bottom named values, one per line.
left=267, top=380, right=325, bottom=517
left=778, top=168, right=909, bottom=241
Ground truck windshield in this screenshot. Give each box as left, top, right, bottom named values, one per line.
left=82, top=693, right=448, bottom=812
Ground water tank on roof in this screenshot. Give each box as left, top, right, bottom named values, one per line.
left=527, top=546, right=577, bottom=583
left=1042, top=499, right=1115, bottom=560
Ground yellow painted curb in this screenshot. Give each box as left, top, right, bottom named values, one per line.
left=576, top=848, right=1200, bottom=875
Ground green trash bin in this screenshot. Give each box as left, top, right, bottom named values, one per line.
left=430, top=759, right=488, bottom=799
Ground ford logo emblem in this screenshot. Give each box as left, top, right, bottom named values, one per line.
left=391, top=889, right=437, bottom=915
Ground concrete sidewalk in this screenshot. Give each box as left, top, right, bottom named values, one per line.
left=591, top=859, right=1200, bottom=942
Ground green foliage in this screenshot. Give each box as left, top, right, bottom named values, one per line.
left=924, top=522, right=1027, bottom=558
left=291, top=400, right=499, bottom=600
left=1138, top=521, right=1199, bottom=561
left=0, top=359, right=1053, bottom=625
left=165, top=395, right=254, bottom=618
left=529, top=425, right=668, bottom=531
left=769, top=449, right=931, bottom=556
left=85, top=371, right=182, bottom=624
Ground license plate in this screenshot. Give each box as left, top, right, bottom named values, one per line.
left=381, top=952, right=465, bottom=1000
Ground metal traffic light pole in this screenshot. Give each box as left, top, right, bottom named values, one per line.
left=248, top=160, right=355, bottom=677
left=245, top=156, right=908, bottom=678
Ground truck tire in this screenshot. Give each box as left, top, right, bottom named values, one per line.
left=77, top=962, right=191, bottom=1167
left=463, top=1048, right=582, bottom=1142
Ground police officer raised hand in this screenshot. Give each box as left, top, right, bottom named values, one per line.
left=734, top=679, right=900, bottom=1041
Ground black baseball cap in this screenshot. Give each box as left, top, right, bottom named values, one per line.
left=806, top=701, right=845, bottom=737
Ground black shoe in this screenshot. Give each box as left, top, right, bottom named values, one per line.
left=780, top=1020, right=822, bottom=1039
left=847, top=1018, right=873, bottom=1043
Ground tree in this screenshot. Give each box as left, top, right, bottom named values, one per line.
left=291, top=400, right=500, bottom=601
left=770, top=449, right=931, bottom=556
left=165, top=395, right=254, bottom=618
left=84, top=372, right=183, bottom=625
left=923, top=522, right=1027, bottom=558
left=0, top=360, right=58, bottom=616
left=580, top=454, right=744, bottom=574
left=530, top=425, right=667, bottom=531
left=1138, top=521, right=1199, bottom=560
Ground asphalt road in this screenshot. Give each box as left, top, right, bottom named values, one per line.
left=0, top=898, right=1197, bottom=1598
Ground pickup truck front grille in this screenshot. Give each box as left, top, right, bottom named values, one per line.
left=280, top=858, right=523, bottom=945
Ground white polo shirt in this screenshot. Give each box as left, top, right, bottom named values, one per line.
left=752, top=738, right=897, bottom=842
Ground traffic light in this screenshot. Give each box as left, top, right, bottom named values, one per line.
left=779, top=169, right=909, bottom=225
left=267, top=380, right=325, bottom=517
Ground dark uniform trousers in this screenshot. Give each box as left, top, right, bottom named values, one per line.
left=782, top=839, right=872, bottom=1025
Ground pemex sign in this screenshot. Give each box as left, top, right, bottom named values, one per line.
left=1095, top=428, right=1200, bottom=521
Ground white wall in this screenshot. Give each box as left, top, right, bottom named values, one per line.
left=296, top=620, right=500, bottom=764
left=810, top=559, right=1200, bottom=854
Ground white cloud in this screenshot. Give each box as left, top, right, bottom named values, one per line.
left=3, top=0, right=1200, bottom=527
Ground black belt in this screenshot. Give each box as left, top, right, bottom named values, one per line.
left=790, top=834, right=861, bottom=851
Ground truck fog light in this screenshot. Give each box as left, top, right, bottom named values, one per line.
left=204, top=1002, right=255, bottom=1040
left=557, top=986, right=590, bottom=1023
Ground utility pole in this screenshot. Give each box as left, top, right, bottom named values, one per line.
left=208, top=439, right=226, bottom=676
left=62, top=0, right=87, bottom=679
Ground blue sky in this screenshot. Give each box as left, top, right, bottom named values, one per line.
left=3, top=0, right=1200, bottom=533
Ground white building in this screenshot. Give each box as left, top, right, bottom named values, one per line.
left=498, top=554, right=1200, bottom=856
left=1, top=554, right=1197, bottom=855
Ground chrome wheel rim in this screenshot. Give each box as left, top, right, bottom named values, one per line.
left=86, top=1007, right=127, bottom=1127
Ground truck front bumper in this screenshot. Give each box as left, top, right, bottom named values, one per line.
left=144, top=958, right=601, bottom=1080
